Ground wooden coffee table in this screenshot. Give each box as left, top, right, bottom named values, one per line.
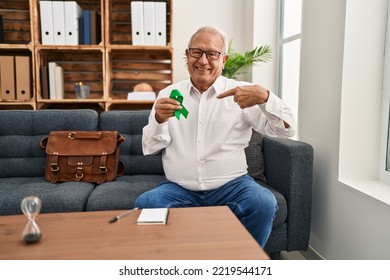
left=0, top=206, right=269, bottom=260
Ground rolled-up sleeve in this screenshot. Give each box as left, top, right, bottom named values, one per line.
left=249, top=91, right=297, bottom=138
left=142, top=115, right=171, bottom=155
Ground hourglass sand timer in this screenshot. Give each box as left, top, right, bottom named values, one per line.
left=21, top=196, right=42, bottom=244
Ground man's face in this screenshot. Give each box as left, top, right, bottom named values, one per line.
left=185, top=31, right=228, bottom=92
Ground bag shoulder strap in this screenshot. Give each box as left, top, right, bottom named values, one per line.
left=39, top=136, right=48, bottom=150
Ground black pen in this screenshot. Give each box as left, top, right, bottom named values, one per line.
left=109, top=207, right=139, bottom=223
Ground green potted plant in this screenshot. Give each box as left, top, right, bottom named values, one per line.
left=222, top=41, right=272, bottom=79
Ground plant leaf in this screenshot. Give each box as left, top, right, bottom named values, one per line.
left=223, top=44, right=272, bottom=79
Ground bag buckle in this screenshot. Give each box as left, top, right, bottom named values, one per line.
left=75, top=166, right=84, bottom=179
left=99, top=166, right=107, bottom=174
left=50, top=163, right=59, bottom=172
left=68, top=132, right=76, bottom=140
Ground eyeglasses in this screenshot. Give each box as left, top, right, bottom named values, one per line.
left=188, top=48, right=224, bottom=61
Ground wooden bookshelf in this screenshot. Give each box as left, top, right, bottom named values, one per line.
left=0, top=0, right=173, bottom=111
left=0, top=0, right=35, bottom=109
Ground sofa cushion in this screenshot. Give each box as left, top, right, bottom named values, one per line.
left=245, top=130, right=267, bottom=184
left=86, top=175, right=166, bottom=211
left=265, top=184, right=288, bottom=227
left=0, top=110, right=99, bottom=178
left=0, top=177, right=95, bottom=215
left=99, top=110, right=164, bottom=176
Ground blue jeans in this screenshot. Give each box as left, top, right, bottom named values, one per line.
left=135, top=174, right=278, bottom=247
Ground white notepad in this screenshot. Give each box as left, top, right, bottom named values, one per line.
left=137, top=208, right=169, bottom=225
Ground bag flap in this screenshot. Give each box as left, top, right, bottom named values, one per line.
left=68, top=156, right=93, bottom=166
left=45, top=131, right=119, bottom=156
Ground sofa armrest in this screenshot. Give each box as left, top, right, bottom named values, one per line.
left=262, top=136, right=314, bottom=251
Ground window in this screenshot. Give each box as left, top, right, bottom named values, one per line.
left=338, top=0, right=388, bottom=190
left=278, top=0, right=302, bottom=136
left=380, top=1, right=390, bottom=184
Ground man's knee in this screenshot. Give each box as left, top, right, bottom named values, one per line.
left=244, top=185, right=278, bottom=217
left=135, top=184, right=198, bottom=208
left=134, top=192, right=154, bottom=208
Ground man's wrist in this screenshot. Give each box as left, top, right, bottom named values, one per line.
left=155, top=114, right=164, bottom=124
left=257, top=88, right=270, bottom=104
left=265, top=89, right=270, bottom=102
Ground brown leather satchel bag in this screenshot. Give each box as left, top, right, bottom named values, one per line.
left=40, top=131, right=125, bottom=184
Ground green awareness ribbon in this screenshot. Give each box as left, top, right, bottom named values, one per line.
left=169, top=89, right=189, bottom=120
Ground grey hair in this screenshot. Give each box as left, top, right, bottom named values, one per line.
left=187, top=26, right=228, bottom=53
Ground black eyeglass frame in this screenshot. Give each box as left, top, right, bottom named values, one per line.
left=187, top=48, right=225, bottom=61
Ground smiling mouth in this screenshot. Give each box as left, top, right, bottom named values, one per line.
left=196, top=66, right=210, bottom=72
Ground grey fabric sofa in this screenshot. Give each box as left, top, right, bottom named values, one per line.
left=0, top=109, right=313, bottom=259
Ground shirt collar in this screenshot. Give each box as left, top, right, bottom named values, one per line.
left=189, top=76, right=226, bottom=96
left=213, top=76, right=227, bottom=94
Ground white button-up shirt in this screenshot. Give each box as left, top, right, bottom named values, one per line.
left=142, top=76, right=296, bottom=191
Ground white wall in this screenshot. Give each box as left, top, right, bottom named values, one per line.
left=171, top=0, right=277, bottom=89
left=299, top=0, right=390, bottom=259
left=251, top=0, right=279, bottom=92
left=172, top=0, right=390, bottom=259
left=172, top=0, right=246, bottom=83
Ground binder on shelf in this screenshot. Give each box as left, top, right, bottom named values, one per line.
left=83, top=10, right=91, bottom=45
left=154, top=2, right=166, bottom=46
left=40, top=1, right=54, bottom=45
left=143, top=1, right=155, bottom=45
left=131, top=1, right=144, bottom=45
left=52, top=0, right=66, bottom=45
left=0, top=56, right=15, bottom=100
left=15, top=56, right=31, bottom=100
left=64, top=1, right=84, bottom=45
left=48, top=62, right=58, bottom=100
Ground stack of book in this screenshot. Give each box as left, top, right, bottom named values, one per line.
left=40, top=62, right=64, bottom=100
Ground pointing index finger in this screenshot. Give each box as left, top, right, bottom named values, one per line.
left=217, top=88, right=236, bottom=99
